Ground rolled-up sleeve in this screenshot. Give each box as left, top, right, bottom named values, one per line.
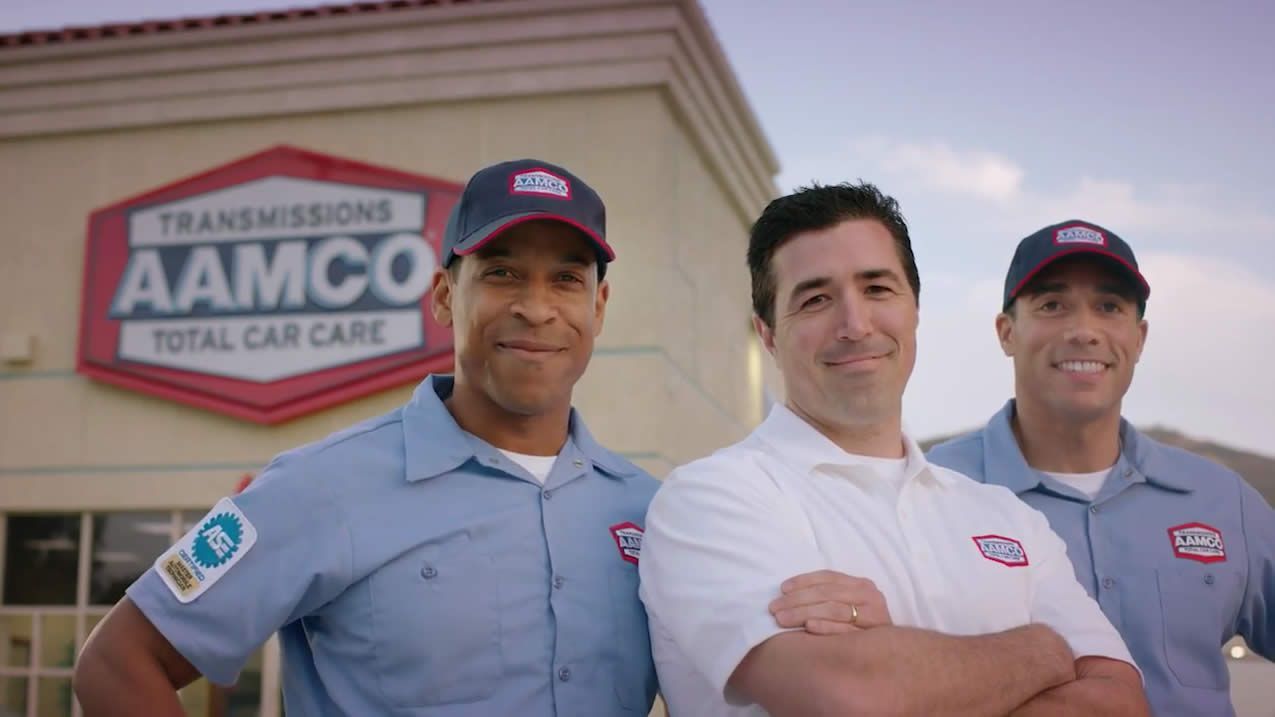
left=1238, top=480, right=1275, bottom=659
left=638, top=458, right=824, bottom=698
left=127, top=455, right=353, bottom=685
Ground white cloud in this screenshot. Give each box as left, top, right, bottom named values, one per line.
left=782, top=137, right=1275, bottom=246
left=851, top=138, right=1025, bottom=201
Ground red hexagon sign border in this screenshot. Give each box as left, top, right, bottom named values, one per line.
left=77, top=145, right=461, bottom=424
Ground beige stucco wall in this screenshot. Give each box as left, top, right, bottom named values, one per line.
left=0, top=84, right=769, bottom=509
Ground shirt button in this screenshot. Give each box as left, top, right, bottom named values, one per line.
left=1089, top=505, right=1100, bottom=514
left=542, top=489, right=553, bottom=500
left=572, top=458, right=584, bottom=468
left=1123, top=468, right=1134, bottom=478
left=553, top=575, right=565, bottom=589
left=421, top=565, right=437, bottom=579
left=558, top=666, right=571, bottom=682
left=1205, top=574, right=1216, bottom=585
left=1102, top=577, right=1115, bottom=589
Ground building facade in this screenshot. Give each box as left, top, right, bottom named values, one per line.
left=0, top=1, right=778, bottom=714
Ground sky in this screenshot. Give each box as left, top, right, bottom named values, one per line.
left=3, top=0, right=1273, bottom=454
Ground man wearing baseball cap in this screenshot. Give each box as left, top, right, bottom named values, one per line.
left=929, top=219, right=1275, bottom=715
left=77, top=158, right=659, bottom=715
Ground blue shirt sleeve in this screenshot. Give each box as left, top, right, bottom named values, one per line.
left=126, top=453, right=353, bottom=685
left=1238, top=479, right=1275, bottom=659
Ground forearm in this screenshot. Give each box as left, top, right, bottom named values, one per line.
left=1010, top=659, right=1149, bottom=717
left=734, top=622, right=1075, bottom=717
left=839, top=623, right=1075, bottom=716
left=74, top=647, right=187, bottom=717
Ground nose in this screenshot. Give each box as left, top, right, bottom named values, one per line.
left=1062, top=307, right=1101, bottom=346
left=509, top=279, right=558, bottom=326
left=836, top=293, right=872, bottom=342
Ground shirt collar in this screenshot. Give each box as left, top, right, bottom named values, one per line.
left=754, top=403, right=953, bottom=487
left=1117, top=418, right=1194, bottom=493
left=401, top=374, right=636, bottom=482
left=982, top=399, right=1193, bottom=495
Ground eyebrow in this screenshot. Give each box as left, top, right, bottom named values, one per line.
left=786, top=268, right=904, bottom=302
left=859, top=268, right=904, bottom=284
left=787, top=276, right=833, bottom=304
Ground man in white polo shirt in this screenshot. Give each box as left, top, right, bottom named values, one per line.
left=638, top=182, right=1148, bottom=716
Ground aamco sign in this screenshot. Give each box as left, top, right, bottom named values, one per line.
left=77, top=146, right=462, bottom=423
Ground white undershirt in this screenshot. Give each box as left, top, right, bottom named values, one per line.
left=839, top=454, right=910, bottom=495
left=1043, top=467, right=1113, bottom=500
left=498, top=449, right=558, bottom=484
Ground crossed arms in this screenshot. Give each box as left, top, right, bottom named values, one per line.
left=756, top=571, right=1147, bottom=716
left=639, top=464, right=1149, bottom=717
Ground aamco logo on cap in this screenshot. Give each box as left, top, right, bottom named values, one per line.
left=972, top=534, right=1030, bottom=567
left=610, top=522, right=644, bottom=565
left=510, top=169, right=571, bottom=199
left=1168, top=522, right=1226, bottom=563
left=77, top=146, right=462, bottom=423
left=1053, top=225, right=1107, bottom=246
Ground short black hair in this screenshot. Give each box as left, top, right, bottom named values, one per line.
left=748, top=181, right=920, bottom=328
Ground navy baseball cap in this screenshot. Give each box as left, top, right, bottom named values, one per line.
left=441, top=158, right=614, bottom=270
left=1002, top=219, right=1150, bottom=311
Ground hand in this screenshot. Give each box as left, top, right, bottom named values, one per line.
left=769, top=570, right=892, bottom=635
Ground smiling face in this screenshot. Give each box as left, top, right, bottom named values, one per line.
left=998, top=256, right=1148, bottom=424
left=753, top=218, right=918, bottom=435
left=430, top=219, right=608, bottom=416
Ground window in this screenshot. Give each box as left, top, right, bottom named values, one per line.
left=0, top=511, right=273, bottom=717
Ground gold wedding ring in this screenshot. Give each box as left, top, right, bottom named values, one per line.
left=850, top=603, right=859, bottom=624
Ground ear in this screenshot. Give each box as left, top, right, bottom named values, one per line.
left=752, top=314, right=777, bottom=356
left=430, top=268, right=454, bottom=328
left=1133, top=318, right=1148, bottom=363
left=995, top=311, right=1015, bottom=357
left=592, top=278, right=610, bottom=337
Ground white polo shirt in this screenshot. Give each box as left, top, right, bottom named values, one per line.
left=638, top=405, right=1135, bottom=717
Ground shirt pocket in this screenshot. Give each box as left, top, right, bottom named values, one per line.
left=370, top=530, right=503, bottom=707
left=608, top=562, right=654, bottom=712
left=1156, top=567, right=1235, bottom=690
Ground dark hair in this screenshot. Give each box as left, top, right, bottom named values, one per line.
left=748, top=181, right=920, bottom=328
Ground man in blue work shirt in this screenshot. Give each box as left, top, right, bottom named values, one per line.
left=72, top=158, right=660, bottom=716
left=928, top=219, right=1275, bottom=716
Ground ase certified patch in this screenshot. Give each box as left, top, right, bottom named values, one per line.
left=154, top=497, right=258, bottom=603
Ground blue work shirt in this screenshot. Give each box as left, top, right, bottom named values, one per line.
left=928, top=399, right=1275, bottom=717
left=128, top=374, right=660, bottom=716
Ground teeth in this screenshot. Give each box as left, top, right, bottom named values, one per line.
left=1058, top=360, right=1106, bottom=374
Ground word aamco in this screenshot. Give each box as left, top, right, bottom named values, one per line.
left=106, top=174, right=436, bottom=384
left=112, top=230, right=431, bottom=353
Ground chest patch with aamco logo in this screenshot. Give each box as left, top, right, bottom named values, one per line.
left=972, top=534, right=1030, bottom=567
left=609, top=522, right=643, bottom=565
left=1168, top=522, right=1226, bottom=563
